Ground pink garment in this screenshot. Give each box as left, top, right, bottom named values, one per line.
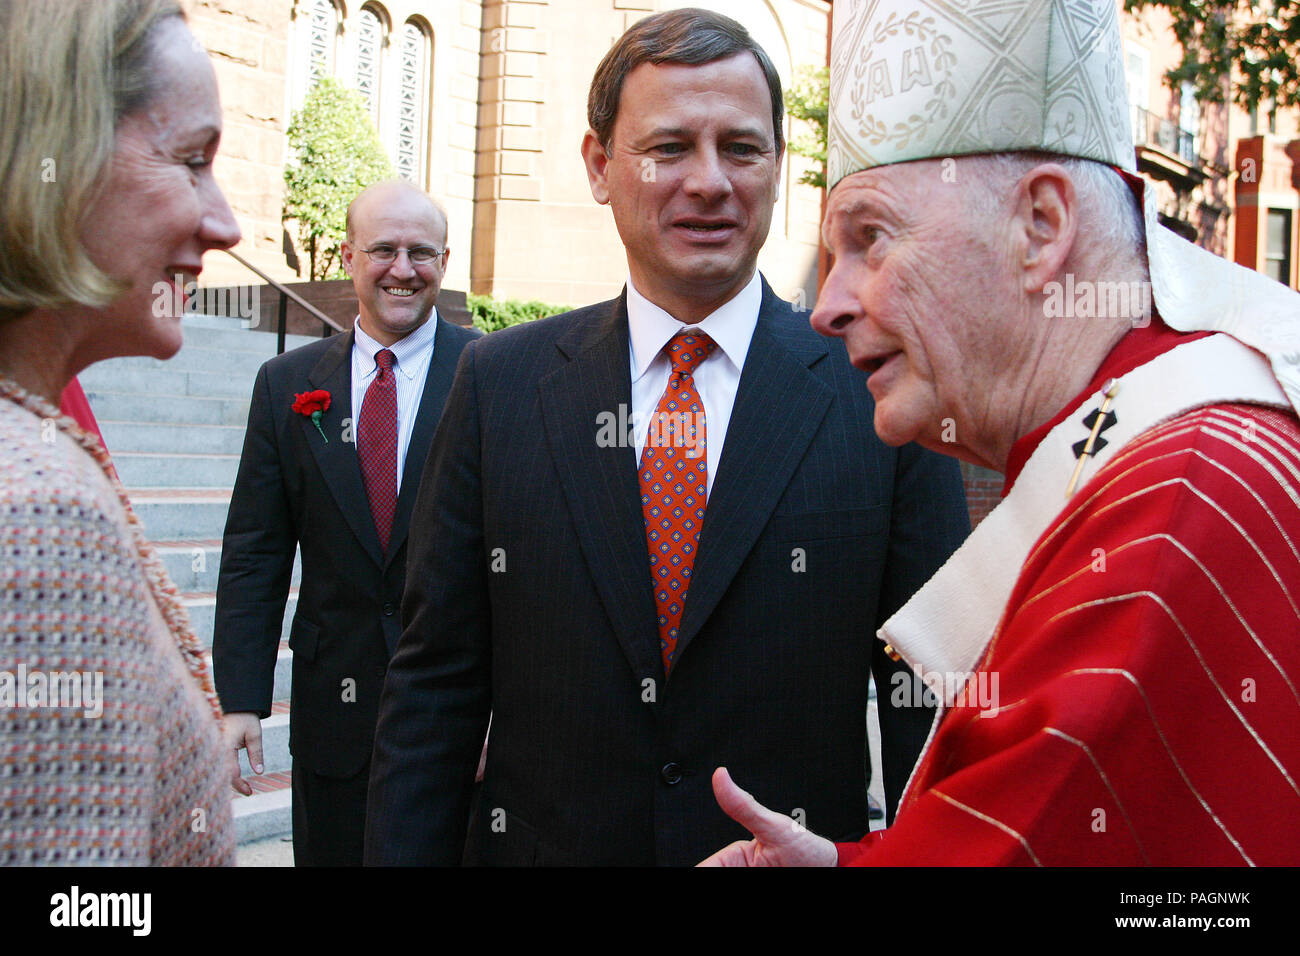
left=60, top=377, right=106, bottom=449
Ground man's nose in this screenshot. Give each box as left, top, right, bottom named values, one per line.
left=683, top=147, right=733, bottom=201
left=387, top=250, right=417, bottom=278
left=809, top=262, right=858, bottom=338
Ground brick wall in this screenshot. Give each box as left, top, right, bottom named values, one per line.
left=960, top=461, right=1003, bottom=529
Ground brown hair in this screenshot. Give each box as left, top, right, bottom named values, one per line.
left=587, top=7, right=784, bottom=155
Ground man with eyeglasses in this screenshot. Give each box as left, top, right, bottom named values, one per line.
left=213, top=179, right=480, bottom=865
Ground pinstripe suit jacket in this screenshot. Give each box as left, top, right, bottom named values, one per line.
left=365, top=280, right=969, bottom=865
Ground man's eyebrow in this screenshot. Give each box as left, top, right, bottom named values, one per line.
left=641, top=126, right=691, bottom=141
left=723, top=125, right=772, bottom=142
left=835, top=196, right=881, bottom=220
left=638, top=125, right=772, bottom=143
left=821, top=196, right=884, bottom=247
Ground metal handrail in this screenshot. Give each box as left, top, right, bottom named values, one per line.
left=219, top=247, right=346, bottom=353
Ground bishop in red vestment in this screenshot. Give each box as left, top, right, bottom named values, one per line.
left=700, top=0, right=1300, bottom=868
left=834, top=323, right=1300, bottom=865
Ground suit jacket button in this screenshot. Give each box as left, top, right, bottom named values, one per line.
left=382, top=603, right=396, bottom=616
left=660, top=762, right=683, bottom=785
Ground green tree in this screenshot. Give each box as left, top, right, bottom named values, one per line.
left=283, top=77, right=394, bottom=280
left=785, top=65, right=829, bottom=189
left=1124, top=1, right=1299, bottom=111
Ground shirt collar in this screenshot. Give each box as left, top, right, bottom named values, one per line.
left=626, top=272, right=761, bottom=383
left=352, top=310, right=439, bottom=381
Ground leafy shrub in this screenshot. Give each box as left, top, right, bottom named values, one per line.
left=468, top=294, right=570, bottom=333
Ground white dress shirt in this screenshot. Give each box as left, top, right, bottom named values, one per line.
left=627, top=272, right=761, bottom=494
left=350, top=314, right=438, bottom=493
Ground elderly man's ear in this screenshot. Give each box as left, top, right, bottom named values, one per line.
left=1013, top=164, right=1078, bottom=294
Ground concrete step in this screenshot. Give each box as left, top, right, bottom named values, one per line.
left=104, top=346, right=271, bottom=379
left=130, top=491, right=231, bottom=541
left=101, top=420, right=247, bottom=456
left=184, top=312, right=253, bottom=332
left=84, top=391, right=251, bottom=427
left=180, top=322, right=319, bottom=355
left=232, top=782, right=293, bottom=846
left=99, top=421, right=246, bottom=456
left=158, top=541, right=301, bottom=593
left=111, top=451, right=240, bottom=488
left=184, top=591, right=297, bottom=648
left=80, top=364, right=260, bottom=399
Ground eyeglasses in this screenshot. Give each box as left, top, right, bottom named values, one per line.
left=359, top=244, right=447, bottom=266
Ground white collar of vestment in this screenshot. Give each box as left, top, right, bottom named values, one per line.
left=881, top=333, right=1290, bottom=795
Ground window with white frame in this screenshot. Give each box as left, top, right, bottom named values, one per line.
left=1179, top=81, right=1200, bottom=163
left=307, top=0, right=338, bottom=86
left=395, top=20, right=430, bottom=185
left=1125, top=44, right=1150, bottom=144
left=356, top=6, right=385, bottom=124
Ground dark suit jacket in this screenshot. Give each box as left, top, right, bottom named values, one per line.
left=365, top=282, right=969, bottom=864
left=213, top=317, right=480, bottom=778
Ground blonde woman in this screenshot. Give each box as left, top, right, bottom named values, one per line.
left=0, top=0, right=241, bottom=864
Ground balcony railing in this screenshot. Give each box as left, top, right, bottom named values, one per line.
left=1133, top=105, right=1198, bottom=166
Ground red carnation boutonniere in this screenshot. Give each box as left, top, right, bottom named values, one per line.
left=292, top=389, right=332, bottom=443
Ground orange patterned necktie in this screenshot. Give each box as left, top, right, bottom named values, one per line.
left=638, top=330, right=717, bottom=673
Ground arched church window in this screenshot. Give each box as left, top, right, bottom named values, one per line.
left=396, top=19, right=431, bottom=184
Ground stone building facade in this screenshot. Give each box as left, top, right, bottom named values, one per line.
left=188, top=0, right=832, bottom=309
left=186, top=1, right=1300, bottom=529
left=189, top=1, right=1300, bottom=304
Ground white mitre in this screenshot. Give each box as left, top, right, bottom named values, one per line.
left=828, top=0, right=1300, bottom=415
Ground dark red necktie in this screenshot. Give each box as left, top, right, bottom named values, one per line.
left=638, top=330, right=717, bottom=673
left=358, top=348, right=398, bottom=552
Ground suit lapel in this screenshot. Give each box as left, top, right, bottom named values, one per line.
left=385, top=318, right=460, bottom=566
left=306, top=330, right=385, bottom=568
left=537, top=297, right=664, bottom=684
left=674, top=283, right=833, bottom=660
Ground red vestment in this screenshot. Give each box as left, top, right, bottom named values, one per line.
left=59, top=377, right=105, bottom=447
left=840, top=328, right=1300, bottom=865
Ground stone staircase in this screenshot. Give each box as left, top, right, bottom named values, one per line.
left=81, top=314, right=320, bottom=848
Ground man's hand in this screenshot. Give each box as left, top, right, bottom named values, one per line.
left=223, top=712, right=265, bottom=796
left=697, top=767, right=839, bottom=867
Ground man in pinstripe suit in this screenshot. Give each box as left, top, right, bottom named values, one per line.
left=365, top=9, right=968, bottom=866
